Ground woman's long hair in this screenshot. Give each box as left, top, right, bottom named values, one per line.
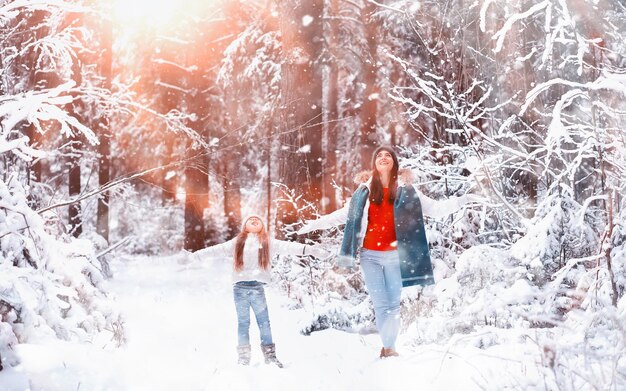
left=369, top=145, right=399, bottom=205
left=234, top=219, right=270, bottom=272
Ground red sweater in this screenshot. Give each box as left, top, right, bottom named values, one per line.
left=363, top=188, right=397, bottom=251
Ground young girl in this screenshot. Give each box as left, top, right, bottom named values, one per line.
left=298, top=145, right=480, bottom=358
left=189, top=214, right=327, bottom=367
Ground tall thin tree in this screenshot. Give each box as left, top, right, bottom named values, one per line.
left=68, top=59, right=84, bottom=237
left=276, top=0, right=324, bottom=238
left=183, top=32, right=210, bottom=250
left=96, top=11, right=112, bottom=242
left=360, top=0, right=380, bottom=169
left=321, top=0, right=339, bottom=214
left=23, top=9, right=49, bottom=194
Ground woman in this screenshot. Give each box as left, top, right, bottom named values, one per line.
left=189, top=214, right=328, bottom=367
left=298, top=145, right=478, bottom=358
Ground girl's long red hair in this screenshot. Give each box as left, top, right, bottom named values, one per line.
left=234, top=221, right=270, bottom=272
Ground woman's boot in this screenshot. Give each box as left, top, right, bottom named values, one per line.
left=260, top=343, right=283, bottom=368
left=237, top=344, right=251, bottom=365
left=380, top=347, right=399, bottom=358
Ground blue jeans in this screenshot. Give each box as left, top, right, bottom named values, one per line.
left=233, top=281, right=273, bottom=346
left=360, top=249, right=402, bottom=350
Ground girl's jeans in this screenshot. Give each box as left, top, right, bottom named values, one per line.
left=233, top=281, right=273, bottom=346
left=360, top=249, right=402, bottom=350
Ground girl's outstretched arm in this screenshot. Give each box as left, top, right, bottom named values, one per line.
left=188, top=238, right=236, bottom=261
left=269, top=238, right=307, bottom=258
left=296, top=203, right=350, bottom=235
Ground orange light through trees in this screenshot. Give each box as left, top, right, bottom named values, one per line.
left=112, top=0, right=181, bottom=27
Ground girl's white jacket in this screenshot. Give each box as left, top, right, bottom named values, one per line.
left=190, top=235, right=307, bottom=284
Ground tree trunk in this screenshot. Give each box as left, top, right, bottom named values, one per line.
left=182, top=40, right=210, bottom=249
left=155, top=41, right=185, bottom=205
left=23, top=9, right=48, bottom=192
left=152, top=38, right=184, bottom=205
left=161, top=125, right=178, bottom=204
left=184, top=158, right=208, bottom=250
left=96, top=15, right=112, bottom=242
left=360, top=1, right=380, bottom=169
left=221, top=156, right=242, bottom=240
left=603, top=189, right=618, bottom=307
left=68, top=62, right=84, bottom=238
left=266, top=118, right=274, bottom=232
left=321, top=0, right=339, bottom=214
left=68, top=135, right=82, bottom=238
left=183, top=139, right=208, bottom=250
left=276, top=0, right=324, bottom=239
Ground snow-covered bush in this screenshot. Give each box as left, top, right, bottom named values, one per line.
left=0, top=177, right=123, bottom=369
left=109, top=183, right=184, bottom=255
left=405, top=245, right=531, bottom=343
left=272, top=226, right=374, bottom=334
left=512, top=187, right=598, bottom=280
left=533, top=295, right=626, bottom=390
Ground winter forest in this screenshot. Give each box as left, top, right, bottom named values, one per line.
left=1, top=0, right=626, bottom=389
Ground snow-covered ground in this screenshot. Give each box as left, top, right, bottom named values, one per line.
left=0, top=254, right=539, bottom=390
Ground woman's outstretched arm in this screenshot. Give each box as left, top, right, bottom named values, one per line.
left=269, top=238, right=329, bottom=259
left=414, top=186, right=483, bottom=219
left=296, top=204, right=350, bottom=235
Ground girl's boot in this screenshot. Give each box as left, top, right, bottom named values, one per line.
left=237, top=344, right=251, bottom=365
left=260, top=343, right=283, bottom=368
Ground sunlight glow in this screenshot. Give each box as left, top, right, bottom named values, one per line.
left=112, top=0, right=187, bottom=27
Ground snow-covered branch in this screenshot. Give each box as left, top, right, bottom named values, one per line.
left=0, top=81, right=98, bottom=157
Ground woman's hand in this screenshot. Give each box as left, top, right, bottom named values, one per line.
left=297, top=219, right=324, bottom=235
